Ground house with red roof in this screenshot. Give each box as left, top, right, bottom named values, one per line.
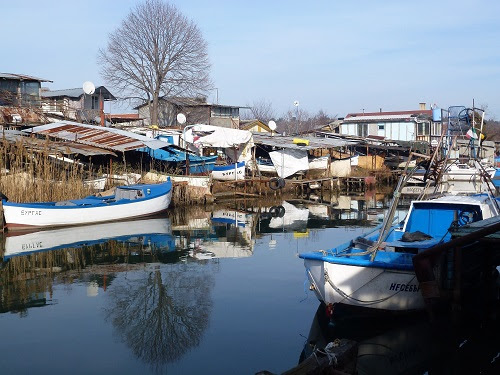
left=339, top=103, right=442, bottom=144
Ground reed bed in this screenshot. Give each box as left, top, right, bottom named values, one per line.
left=0, top=138, right=94, bottom=203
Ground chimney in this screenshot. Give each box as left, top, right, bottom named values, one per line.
left=419, top=102, right=426, bottom=110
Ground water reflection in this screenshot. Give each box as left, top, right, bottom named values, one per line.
left=3, top=217, right=175, bottom=259
left=301, top=303, right=499, bottom=374
left=105, top=263, right=216, bottom=371
left=0, top=218, right=177, bottom=315
left=0, top=194, right=399, bottom=373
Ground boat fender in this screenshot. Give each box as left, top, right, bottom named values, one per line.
left=277, top=205, right=285, bottom=217
left=269, top=177, right=281, bottom=190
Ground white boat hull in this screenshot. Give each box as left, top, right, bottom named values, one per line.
left=211, top=162, right=245, bottom=181
left=3, top=187, right=172, bottom=230
left=304, top=259, right=425, bottom=311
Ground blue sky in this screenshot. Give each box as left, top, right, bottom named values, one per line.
left=2, top=0, right=500, bottom=119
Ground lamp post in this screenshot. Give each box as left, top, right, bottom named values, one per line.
left=293, top=100, right=299, bottom=135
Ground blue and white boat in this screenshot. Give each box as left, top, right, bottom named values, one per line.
left=211, top=161, right=245, bottom=181
left=299, top=194, right=500, bottom=312
left=2, top=179, right=172, bottom=231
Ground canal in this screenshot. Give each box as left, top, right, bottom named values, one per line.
left=0, top=194, right=497, bottom=374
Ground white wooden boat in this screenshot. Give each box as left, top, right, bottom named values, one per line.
left=299, top=194, right=500, bottom=312
left=255, top=158, right=277, bottom=174
left=1, top=179, right=172, bottom=231
left=211, top=161, right=245, bottom=181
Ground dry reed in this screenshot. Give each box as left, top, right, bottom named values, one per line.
left=0, top=137, right=94, bottom=202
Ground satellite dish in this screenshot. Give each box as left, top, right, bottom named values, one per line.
left=293, top=100, right=299, bottom=107
left=268, top=120, right=277, bottom=131
left=83, top=81, right=95, bottom=95
left=177, top=113, right=186, bottom=124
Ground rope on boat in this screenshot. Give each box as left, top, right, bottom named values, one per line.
left=313, top=341, right=339, bottom=366
left=323, top=268, right=417, bottom=305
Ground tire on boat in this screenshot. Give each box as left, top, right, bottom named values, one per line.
left=269, top=177, right=281, bottom=190
left=269, top=177, right=285, bottom=190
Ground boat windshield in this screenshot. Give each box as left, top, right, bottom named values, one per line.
left=405, top=203, right=482, bottom=238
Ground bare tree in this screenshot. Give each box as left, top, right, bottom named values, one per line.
left=278, top=108, right=310, bottom=135
left=97, top=0, right=211, bottom=125
left=243, top=99, right=276, bottom=123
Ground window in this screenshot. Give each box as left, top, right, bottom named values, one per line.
left=212, top=106, right=239, bottom=118
left=378, top=124, right=385, bottom=130
left=91, top=96, right=100, bottom=110
left=20, top=81, right=40, bottom=106
left=357, top=123, right=368, bottom=137
left=417, top=122, right=430, bottom=136
left=0, top=79, right=19, bottom=105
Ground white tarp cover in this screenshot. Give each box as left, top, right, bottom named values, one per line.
left=269, top=148, right=309, bottom=178
left=183, top=124, right=254, bottom=162
left=185, top=124, right=253, bottom=148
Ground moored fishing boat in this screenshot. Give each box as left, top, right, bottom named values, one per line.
left=1, top=179, right=172, bottom=231
left=299, top=193, right=500, bottom=312
left=211, top=161, right=245, bottom=181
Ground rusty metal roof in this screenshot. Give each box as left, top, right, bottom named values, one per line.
left=1, top=130, right=117, bottom=157
left=24, top=121, right=169, bottom=152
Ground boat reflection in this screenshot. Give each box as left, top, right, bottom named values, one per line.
left=3, top=217, right=175, bottom=260
left=301, top=304, right=440, bottom=374
left=186, top=209, right=255, bottom=259
left=0, top=218, right=177, bottom=315
left=301, top=303, right=499, bottom=374
left=256, top=197, right=389, bottom=234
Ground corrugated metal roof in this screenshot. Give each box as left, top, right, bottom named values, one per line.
left=0, top=72, right=53, bottom=82
left=41, top=86, right=116, bottom=100
left=252, top=133, right=357, bottom=150
left=23, top=121, right=169, bottom=152
left=1, top=130, right=117, bottom=157
left=344, top=110, right=432, bottom=123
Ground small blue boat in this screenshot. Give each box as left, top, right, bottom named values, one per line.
left=140, top=146, right=218, bottom=175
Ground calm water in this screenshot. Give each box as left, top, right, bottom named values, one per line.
left=0, top=195, right=497, bottom=374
